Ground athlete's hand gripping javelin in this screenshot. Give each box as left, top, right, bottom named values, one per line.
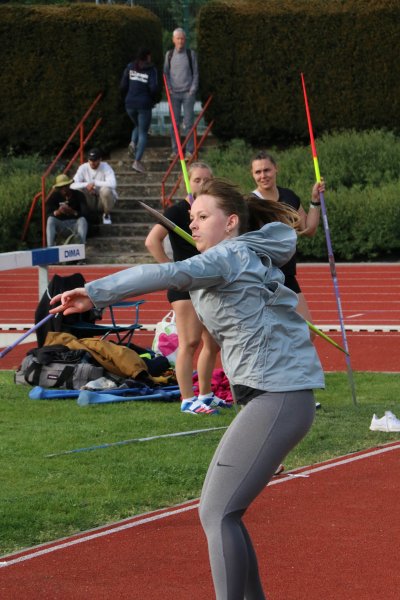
left=50, top=288, right=94, bottom=316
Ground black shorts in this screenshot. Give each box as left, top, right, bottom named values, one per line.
left=284, top=275, right=301, bottom=294
left=167, top=289, right=191, bottom=303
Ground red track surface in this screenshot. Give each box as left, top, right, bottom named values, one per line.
left=1, top=443, right=400, bottom=599
left=1, top=264, right=400, bottom=598
left=1, top=263, right=399, bottom=371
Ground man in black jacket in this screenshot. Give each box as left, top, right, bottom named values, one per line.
left=46, top=174, right=89, bottom=246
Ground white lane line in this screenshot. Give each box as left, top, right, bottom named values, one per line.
left=1, top=442, right=399, bottom=568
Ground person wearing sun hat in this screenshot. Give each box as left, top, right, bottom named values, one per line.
left=46, top=173, right=89, bottom=246
left=71, top=147, right=118, bottom=225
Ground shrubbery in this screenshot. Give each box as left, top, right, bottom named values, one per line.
left=0, top=5, right=163, bottom=152
left=205, top=129, right=400, bottom=261
left=198, top=0, right=400, bottom=144
left=0, top=154, right=44, bottom=252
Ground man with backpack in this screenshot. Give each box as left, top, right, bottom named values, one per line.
left=163, top=27, right=199, bottom=161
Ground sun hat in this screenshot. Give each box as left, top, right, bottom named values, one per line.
left=53, top=174, right=74, bottom=188
left=88, top=147, right=102, bottom=160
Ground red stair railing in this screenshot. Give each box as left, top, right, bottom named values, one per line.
left=161, top=95, right=214, bottom=208
left=22, top=92, right=103, bottom=247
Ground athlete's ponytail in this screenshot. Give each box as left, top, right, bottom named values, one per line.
left=246, top=194, right=301, bottom=232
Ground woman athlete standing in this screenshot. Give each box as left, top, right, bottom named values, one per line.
left=50, top=179, right=324, bottom=599
left=145, top=162, right=226, bottom=414
left=251, top=151, right=325, bottom=329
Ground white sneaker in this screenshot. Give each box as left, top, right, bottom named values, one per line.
left=102, top=214, right=112, bottom=225
left=132, top=160, right=145, bottom=173
left=370, top=411, right=400, bottom=432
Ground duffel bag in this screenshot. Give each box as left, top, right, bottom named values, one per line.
left=14, top=354, right=103, bottom=389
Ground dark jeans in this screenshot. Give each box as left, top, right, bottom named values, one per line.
left=126, top=107, right=152, bottom=161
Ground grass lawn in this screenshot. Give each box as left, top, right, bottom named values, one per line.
left=1, top=370, right=399, bottom=556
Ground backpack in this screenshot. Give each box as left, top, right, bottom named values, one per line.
left=34, top=273, right=102, bottom=347
left=167, top=48, right=193, bottom=76
left=14, top=346, right=104, bottom=389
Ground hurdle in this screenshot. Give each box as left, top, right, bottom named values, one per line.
left=0, top=244, right=85, bottom=299
left=0, top=245, right=85, bottom=349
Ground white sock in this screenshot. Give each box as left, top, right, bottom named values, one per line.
left=198, top=393, right=213, bottom=402
left=181, top=396, right=197, bottom=406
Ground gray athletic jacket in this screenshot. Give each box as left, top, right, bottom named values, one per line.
left=86, top=222, right=324, bottom=392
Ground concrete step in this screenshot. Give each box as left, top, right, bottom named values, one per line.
left=100, top=205, right=164, bottom=222
left=86, top=235, right=149, bottom=254
left=85, top=236, right=157, bottom=264
left=117, top=181, right=180, bottom=199
left=90, top=222, right=154, bottom=237
left=109, top=159, right=181, bottom=173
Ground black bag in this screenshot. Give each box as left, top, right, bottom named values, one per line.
left=34, top=273, right=102, bottom=347
left=15, top=354, right=103, bottom=389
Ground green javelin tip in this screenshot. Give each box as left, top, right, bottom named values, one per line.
left=307, top=321, right=349, bottom=355
left=173, top=223, right=196, bottom=246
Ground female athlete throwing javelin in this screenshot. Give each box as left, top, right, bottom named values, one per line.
left=50, top=179, right=324, bottom=599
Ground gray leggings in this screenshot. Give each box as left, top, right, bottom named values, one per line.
left=199, top=390, right=315, bottom=600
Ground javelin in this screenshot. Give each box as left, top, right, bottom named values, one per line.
left=301, top=73, right=357, bottom=404
left=0, top=313, right=55, bottom=359
left=138, top=201, right=195, bottom=246
left=139, top=200, right=348, bottom=355
left=46, top=426, right=228, bottom=457
left=163, top=74, right=194, bottom=204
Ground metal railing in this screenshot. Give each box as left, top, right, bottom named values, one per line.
left=161, top=95, right=214, bottom=208
left=22, top=92, right=103, bottom=247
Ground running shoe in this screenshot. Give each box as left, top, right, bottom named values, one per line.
left=132, top=160, right=146, bottom=173
left=128, top=142, right=135, bottom=158
left=181, top=400, right=219, bottom=415
left=102, top=213, right=112, bottom=225
left=370, top=411, right=400, bottom=432
left=202, top=393, right=232, bottom=409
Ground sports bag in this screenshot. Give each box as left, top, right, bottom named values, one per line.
left=151, top=310, right=179, bottom=367
left=15, top=354, right=103, bottom=389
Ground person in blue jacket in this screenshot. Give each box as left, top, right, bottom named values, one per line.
left=50, top=178, right=324, bottom=600
left=120, top=47, right=158, bottom=174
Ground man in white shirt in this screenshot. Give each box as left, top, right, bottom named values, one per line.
left=71, top=148, right=117, bottom=224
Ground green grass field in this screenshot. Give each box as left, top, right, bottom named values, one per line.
left=1, top=370, right=399, bottom=556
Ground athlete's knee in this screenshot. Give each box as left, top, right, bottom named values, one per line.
left=199, top=498, right=243, bottom=537
left=180, top=336, right=201, bottom=355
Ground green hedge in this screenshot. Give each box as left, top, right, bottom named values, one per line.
left=0, top=155, right=43, bottom=253
left=198, top=0, right=400, bottom=144
left=0, top=5, right=163, bottom=152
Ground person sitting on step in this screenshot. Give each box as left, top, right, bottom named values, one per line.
left=71, top=147, right=118, bottom=225
left=46, top=174, right=88, bottom=247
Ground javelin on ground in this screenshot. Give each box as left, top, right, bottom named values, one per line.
left=301, top=73, right=357, bottom=404
left=46, top=426, right=229, bottom=458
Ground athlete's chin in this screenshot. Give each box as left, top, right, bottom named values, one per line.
left=195, top=240, right=210, bottom=253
